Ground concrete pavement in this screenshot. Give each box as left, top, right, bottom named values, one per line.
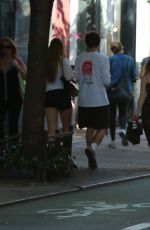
left=0, top=128, right=150, bottom=207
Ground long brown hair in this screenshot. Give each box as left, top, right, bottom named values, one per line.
left=0, top=36, right=17, bottom=57
left=144, top=57, right=150, bottom=76
left=47, top=38, right=64, bottom=82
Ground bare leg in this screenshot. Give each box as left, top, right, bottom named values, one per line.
left=85, top=128, right=106, bottom=169
left=94, top=129, right=106, bottom=145
left=86, top=128, right=95, bottom=147
left=86, top=128, right=105, bottom=147
left=45, top=108, right=58, bottom=135
left=60, top=107, right=72, bottom=132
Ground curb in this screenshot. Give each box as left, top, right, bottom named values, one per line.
left=80, top=173, right=150, bottom=189
left=1, top=173, right=150, bottom=208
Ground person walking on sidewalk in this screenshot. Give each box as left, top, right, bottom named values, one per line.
left=45, top=38, right=73, bottom=136
left=134, top=57, right=150, bottom=146
left=75, top=31, right=111, bottom=169
left=108, top=41, right=136, bottom=148
left=140, top=56, right=150, bottom=78
left=0, top=37, right=26, bottom=139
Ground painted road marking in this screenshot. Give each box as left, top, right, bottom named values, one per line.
left=37, top=201, right=150, bottom=219
left=122, top=223, right=150, bottom=230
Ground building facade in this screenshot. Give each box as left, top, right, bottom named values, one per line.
left=0, top=0, right=30, bottom=62
left=0, top=0, right=15, bottom=38
left=0, top=0, right=150, bottom=65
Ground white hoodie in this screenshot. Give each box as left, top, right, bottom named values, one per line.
left=75, top=52, right=111, bottom=107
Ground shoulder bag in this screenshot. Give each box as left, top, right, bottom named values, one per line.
left=61, top=60, right=78, bottom=97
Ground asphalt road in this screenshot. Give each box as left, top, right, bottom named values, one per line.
left=1, top=178, right=150, bottom=230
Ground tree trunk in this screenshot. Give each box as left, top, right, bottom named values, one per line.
left=21, top=0, right=54, bottom=159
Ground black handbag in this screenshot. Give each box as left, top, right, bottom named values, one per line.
left=61, top=76, right=78, bottom=97
left=109, top=84, right=133, bottom=101
left=126, top=120, right=143, bottom=145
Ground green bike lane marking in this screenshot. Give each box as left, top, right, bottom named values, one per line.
left=123, top=223, right=150, bottom=229
left=1, top=178, right=150, bottom=229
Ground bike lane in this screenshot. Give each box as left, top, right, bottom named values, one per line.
left=0, top=178, right=150, bottom=230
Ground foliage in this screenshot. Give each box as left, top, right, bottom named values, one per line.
left=46, top=138, right=77, bottom=180
left=0, top=138, right=38, bottom=170
left=0, top=136, right=77, bottom=180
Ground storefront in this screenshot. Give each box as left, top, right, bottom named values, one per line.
left=0, top=0, right=30, bottom=62
left=136, top=0, right=150, bottom=64
left=15, top=0, right=30, bottom=62
left=51, top=0, right=70, bottom=56
left=0, top=0, right=15, bottom=38
left=1, top=0, right=149, bottom=65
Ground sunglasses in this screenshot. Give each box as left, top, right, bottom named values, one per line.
left=0, top=45, right=12, bottom=49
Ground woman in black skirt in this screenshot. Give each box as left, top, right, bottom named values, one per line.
left=45, top=38, right=73, bottom=136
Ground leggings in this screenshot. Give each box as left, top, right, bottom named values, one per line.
left=143, top=124, right=150, bottom=146
left=0, top=100, right=22, bottom=138
left=109, top=97, right=129, bottom=141
left=141, top=101, right=150, bottom=146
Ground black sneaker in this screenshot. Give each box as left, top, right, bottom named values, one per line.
left=119, top=131, right=128, bottom=146
left=85, top=148, right=97, bottom=169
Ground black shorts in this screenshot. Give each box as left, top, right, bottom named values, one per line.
left=45, top=89, right=72, bottom=110
left=78, top=105, right=110, bottom=129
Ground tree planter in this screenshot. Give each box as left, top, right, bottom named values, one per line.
left=0, top=128, right=77, bottom=181
left=41, top=129, right=78, bottom=181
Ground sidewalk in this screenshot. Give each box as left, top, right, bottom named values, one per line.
left=0, top=128, right=150, bottom=206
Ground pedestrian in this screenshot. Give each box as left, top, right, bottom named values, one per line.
left=45, top=38, right=73, bottom=136
left=0, top=36, right=26, bottom=139
left=108, top=41, right=136, bottom=148
left=75, top=31, right=111, bottom=169
left=134, top=57, right=150, bottom=146
left=140, top=56, right=149, bottom=78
